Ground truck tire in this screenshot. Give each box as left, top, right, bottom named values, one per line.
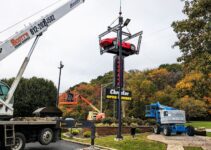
left=38, top=128, right=53, bottom=145
left=154, top=125, right=160, bottom=134
left=11, top=132, right=26, bottom=150
left=0, top=140, right=4, bottom=150
left=186, top=126, right=195, bottom=136
left=163, top=126, right=171, bottom=136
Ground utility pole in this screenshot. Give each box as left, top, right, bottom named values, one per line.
left=56, top=61, right=64, bottom=107
left=100, top=82, right=113, bottom=113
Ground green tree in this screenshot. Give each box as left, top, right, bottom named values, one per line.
left=172, top=0, right=211, bottom=74
left=174, top=96, right=208, bottom=120
left=2, top=77, right=57, bottom=117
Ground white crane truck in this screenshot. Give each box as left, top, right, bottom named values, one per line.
left=0, top=0, right=85, bottom=149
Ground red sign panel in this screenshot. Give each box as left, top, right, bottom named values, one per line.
left=114, top=56, right=124, bottom=88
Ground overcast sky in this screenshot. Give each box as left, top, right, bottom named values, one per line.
left=0, top=0, right=185, bottom=92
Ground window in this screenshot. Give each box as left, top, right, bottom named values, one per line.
left=164, top=111, right=168, bottom=116
left=1, top=85, right=9, bottom=95
left=67, top=93, right=74, bottom=102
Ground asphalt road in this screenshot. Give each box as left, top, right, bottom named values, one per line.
left=25, top=140, right=87, bottom=150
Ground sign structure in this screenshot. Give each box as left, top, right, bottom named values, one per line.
left=105, top=88, right=132, bottom=101
left=113, top=56, right=124, bottom=88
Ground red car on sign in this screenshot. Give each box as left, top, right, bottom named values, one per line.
left=100, top=37, right=136, bottom=56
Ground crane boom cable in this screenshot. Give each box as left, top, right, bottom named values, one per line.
left=0, top=0, right=62, bottom=34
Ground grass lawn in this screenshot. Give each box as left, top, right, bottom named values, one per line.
left=184, top=147, right=203, bottom=150
left=65, top=133, right=167, bottom=150
left=207, top=132, right=211, bottom=137
left=186, top=121, right=211, bottom=129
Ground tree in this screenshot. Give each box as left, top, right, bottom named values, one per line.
left=2, top=77, right=57, bottom=117
left=172, top=0, right=211, bottom=74
left=174, top=96, right=208, bottom=120
left=176, top=71, right=210, bottom=98
left=159, top=63, right=183, bottom=73
left=148, top=68, right=170, bottom=90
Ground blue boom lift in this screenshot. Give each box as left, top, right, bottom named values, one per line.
left=145, top=102, right=195, bottom=136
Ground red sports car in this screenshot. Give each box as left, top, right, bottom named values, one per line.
left=100, top=37, right=136, bottom=56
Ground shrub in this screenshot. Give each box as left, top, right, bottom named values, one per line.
left=132, top=118, right=144, bottom=125
left=123, top=123, right=128, bottom=126
left=146, top=119, right=156, bottom=125
left=70, top=129, right=80, bottom=136
left=102, top=117, right=113, bottom=125
left=136, top=128, right=141, bottom=133
left=110, top=123, right=118, bottom=127
left=122, top=117, right=132, bottom=126
left=130, top=123, right=139, bottom=128
left=83, top=131, right=91, bottom=138
left=96, top=123, right=105, bottom=127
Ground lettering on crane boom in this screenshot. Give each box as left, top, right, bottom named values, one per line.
left=105, top=88, right=132, bottom=101
left=30, top=15, right=55, bottom=35
left=70, top=0, right=80, bottom=8
left=10, top=32, right=30, bottom=48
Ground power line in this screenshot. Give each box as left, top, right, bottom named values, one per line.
left=0, top=0, right=61, bottom=34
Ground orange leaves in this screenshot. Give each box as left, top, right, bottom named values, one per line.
left=176, top=72, right=203, bottom=90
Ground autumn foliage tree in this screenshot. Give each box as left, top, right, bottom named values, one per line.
left=172, top=0, right=211, bottom=74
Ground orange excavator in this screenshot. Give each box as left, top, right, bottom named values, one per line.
left=59, top=90, right=105, bottom=121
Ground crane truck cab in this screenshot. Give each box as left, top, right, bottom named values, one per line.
left=0, top=81, right=9, bottom=101
left=146, top=102, right=195, bottom=136
left=0, top=81, right=14, bottom=119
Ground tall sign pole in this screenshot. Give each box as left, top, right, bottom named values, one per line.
left=116, top=11, right=124, bottom=140
left=98, top=4, right=143, bottom=141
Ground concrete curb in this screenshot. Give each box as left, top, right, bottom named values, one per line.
left=62, top=133, right=116, bottom=150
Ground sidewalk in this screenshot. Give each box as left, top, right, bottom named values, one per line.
left=148, top=134, right=211, bottom=150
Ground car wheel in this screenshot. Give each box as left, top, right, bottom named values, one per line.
left=163, top=126, right=171, bottom=136
left=11, top=132, right=26, bottom=150
left=186, top=126, right=195, bottom=136
left=38, top=128, right=53, bottom=145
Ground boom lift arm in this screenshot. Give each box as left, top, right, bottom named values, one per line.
left=59, top=91, right=105, bottom=120
left=0, top=0, right=85, bottom=117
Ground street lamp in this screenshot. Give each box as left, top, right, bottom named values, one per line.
left=100, top=82, right=113, bottom=113
left=56, top=61, right=64, bottom=107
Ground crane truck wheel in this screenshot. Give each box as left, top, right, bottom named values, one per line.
left=163, top=126, right=171, bottom=136
left=11, top=132, right=26, bottom=150
left=153, top=125, right=160, bottom=134
left=186, top=126, right=195, bottom=136
left=38, top=128, right=53, bottom=145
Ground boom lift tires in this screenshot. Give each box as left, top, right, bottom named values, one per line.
left=38, top=128, right=54, bottom=145
left=186, top=126, right=195, bottom=136
left=11, top=132, right=26, bottom=150
left=163, top=126, right=171, bottom=136
left=153, top=125, right=161, bottom=134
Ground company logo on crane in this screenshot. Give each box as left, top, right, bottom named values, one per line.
left=70, top=0, right=80, bottom=8
left=10, top=32, right=30, bottom=48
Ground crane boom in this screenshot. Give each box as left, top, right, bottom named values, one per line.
left=0, top=0, right=85, bottom=61
left=0, top=0, right=85, bottom=117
